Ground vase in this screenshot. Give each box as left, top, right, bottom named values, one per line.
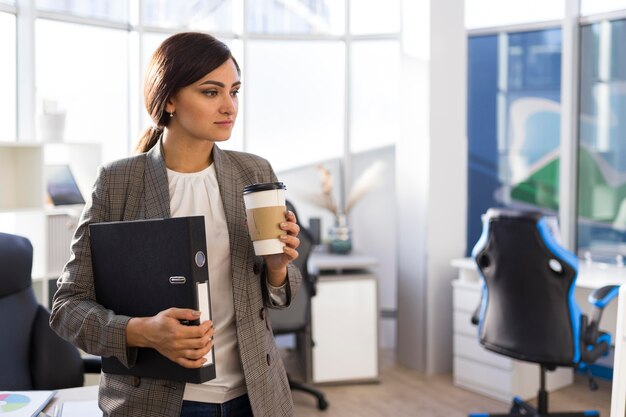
left=328, top=213, right=352, bottom=254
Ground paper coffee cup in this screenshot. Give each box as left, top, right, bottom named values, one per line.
left=243, top=182, right=287, bottom=256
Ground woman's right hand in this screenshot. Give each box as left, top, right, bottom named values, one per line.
left=126, top=308, right=214, bottom=368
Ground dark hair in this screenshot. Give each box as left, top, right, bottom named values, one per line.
left=136, top=32, right=240, bottom=153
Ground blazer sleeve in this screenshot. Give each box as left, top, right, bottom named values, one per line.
left=260, top=165, right=302, bottom=310
left=49, top=164, right=139, bottom=369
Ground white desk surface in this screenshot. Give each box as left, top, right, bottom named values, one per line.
left=309, top=248, right=378, bottom=272
left=43, top=385, right=99, bottom=415
left=451, top=257, right=626, bottom=289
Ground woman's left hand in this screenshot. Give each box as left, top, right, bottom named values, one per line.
left=263, top=210, right=300, bottom=285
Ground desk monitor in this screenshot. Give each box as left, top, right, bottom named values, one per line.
left=45, top=164, right=85, bottom=206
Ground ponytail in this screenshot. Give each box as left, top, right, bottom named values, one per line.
left=135, top=127, right=162, bottom=154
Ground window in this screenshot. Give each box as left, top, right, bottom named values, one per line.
left=36, top=20, right=129, bottom=162
left=36, top=0, right=129, bottom=23
left=577, top=19, right=626, bottom=262
left=466, top=28, right=562, bottom=252
left=142, top=0, right=236, bottom=32
left=245, top=40, right=345, bottom=171
left=350, top=40, right=401, bottom=153
left=581, top=0, right=626, bottom=16
left=246, top=0, right=344, bottom=34
left=350, top=0, right=400, bottom=34
left=465, top=0, right=564, bottom=29
left=0, top=12, right=16, bottom=141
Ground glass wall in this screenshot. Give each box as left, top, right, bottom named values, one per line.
left=0, top=12, right=16, bottom=141
left=578, top=19, right=626, bottom=262
left=1, top=0, right=402, bottom=183
left=466, top=28, right=562, bottom=252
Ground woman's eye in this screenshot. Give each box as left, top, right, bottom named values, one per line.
left=202, top=90, right=218, bottom=97
left=231, top=90, right=240, bottom=96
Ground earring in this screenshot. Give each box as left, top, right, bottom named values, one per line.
left=169, top=111, right=174, bottom=118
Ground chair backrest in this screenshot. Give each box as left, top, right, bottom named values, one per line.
left=269, top=201, right=315, bottom=335
left=472, top=208, right=582, bottom=366
left=0, top=232, right=84, bottom=390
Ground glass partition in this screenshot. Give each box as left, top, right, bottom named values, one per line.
left=577, top=19, right=626, bottom=262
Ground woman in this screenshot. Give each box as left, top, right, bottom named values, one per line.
left=50, top=32, right=301, bottom=417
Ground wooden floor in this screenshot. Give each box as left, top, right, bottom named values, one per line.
left=292, top=350, right=613, bottom=417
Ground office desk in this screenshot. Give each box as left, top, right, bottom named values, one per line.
left=43, top=385, right=99, bottom=416
left=451, top=258, right=626, bottom=402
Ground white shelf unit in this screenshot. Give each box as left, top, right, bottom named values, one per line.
left=0, top=141, right=101, bottom=307
left=452, top=279, right=573, bottom=402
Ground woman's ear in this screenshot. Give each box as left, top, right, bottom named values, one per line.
left=165, top=97, right=176, bottom=114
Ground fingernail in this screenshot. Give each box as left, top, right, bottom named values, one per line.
left=193, top=311, right=201, bottom=316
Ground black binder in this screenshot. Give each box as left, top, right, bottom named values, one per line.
left=89, top=216, right=216, bottom=383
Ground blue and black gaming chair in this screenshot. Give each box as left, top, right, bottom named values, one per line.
left=469, top=208, right=619, bottom=417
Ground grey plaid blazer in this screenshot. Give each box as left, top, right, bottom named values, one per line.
left=50, top=140, right=300, bottom=417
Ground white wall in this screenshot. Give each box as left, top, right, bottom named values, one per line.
left=396, top=0, right=467, bottom=374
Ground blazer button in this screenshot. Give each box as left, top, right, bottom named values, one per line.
left=259, top=307, right=265, bottom=321
left=131, top=376, right=141, bottom=387
left=266, top=353, right=271, bottom=366
left=253, top=263, right=260, bottom=274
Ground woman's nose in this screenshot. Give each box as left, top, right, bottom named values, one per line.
left=220, top=96, right=236, bottom=115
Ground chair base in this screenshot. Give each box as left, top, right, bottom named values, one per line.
left=289, top=379, right=329, bottom=410
left=469, top=396, right=599, bottom=417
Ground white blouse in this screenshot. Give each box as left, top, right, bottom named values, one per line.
left=168, top=164, right=246, bottom=403
left=167, top=164, right=286, bottom=404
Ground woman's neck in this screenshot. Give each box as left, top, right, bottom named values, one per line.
left=161, top=131, right=214, bottom=173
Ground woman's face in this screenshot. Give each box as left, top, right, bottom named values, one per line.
left=166, top=59, right=240, bottom=144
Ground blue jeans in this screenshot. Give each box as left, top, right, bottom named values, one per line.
left=180, top=394, right=253, bottom=417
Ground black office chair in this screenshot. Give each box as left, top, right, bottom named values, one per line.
left=0, top=232, right=101, bottom=390
left=269, top=201, right=329, bottom=411
left=469, top=209, right=619, bottom=416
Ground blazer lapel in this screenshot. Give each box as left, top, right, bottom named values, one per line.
left=213, top=145, right=251, bottom=319
left=144, top=139, right=171, bottom=219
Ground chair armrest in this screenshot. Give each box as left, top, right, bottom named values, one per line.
left=309, top=270, right=319, bottom=298
left=584, top=285, right=620, bottom=345
left=588, top=285, right=620, bottom=309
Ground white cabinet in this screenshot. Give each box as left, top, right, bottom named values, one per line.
left=309, top=251, right=379, bottom=384
left=452, top=278, right=573, bottom=402
left=0, top=143, right=45, bottom=210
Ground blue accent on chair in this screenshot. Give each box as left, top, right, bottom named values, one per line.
left=468, top=209, right=618, bottom=417
left=537, top=218, right=582, bottom=363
